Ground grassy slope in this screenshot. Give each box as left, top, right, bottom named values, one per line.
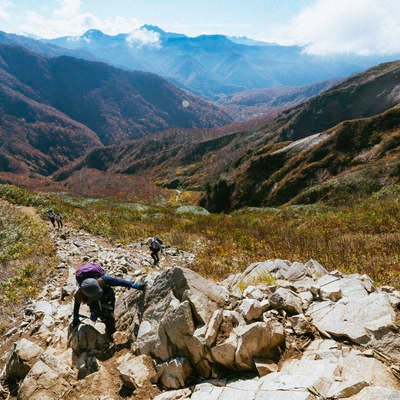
left=227, top=104, right=400, bottom=209
left=0, top=198, right=57, bottom=332
left=1, top=184, right=400, bottom=292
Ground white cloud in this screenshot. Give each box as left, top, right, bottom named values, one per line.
left=54, top=0, right=81, bottom=19
left=19, top=0, right=141, bottom=38
left=126, top=28, right=161, bottom=48
left=274, top=0, right=400, bottom=55
left=0, top=0, right=12, bottom=20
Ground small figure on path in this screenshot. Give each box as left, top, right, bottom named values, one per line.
left=146, top=237, right=164, bottom=266
left=47, top=209, right=56, bottom=228
left=55, top=212, right=63, bottom=230
left=71, top=262, right=145, bottom=339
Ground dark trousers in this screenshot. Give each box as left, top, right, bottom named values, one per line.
left=88, top=287, right=116, bottom=338
left=151, top=249, right=160, bottom=264
left=99, top=313, right=116, bottom=338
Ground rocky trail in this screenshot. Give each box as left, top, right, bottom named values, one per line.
left=2, top=220, right=400, bottom=399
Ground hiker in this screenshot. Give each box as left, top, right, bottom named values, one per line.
left=146, top=237, right=163, bottom=265
left=71, top=263, right=145, bottom=339
left=55, top=212, right=63, bottom=229
left=47, top=209, right=56, bottom=227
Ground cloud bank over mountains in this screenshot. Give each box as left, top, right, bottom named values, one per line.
left=0, top=0, right=399, bottom=56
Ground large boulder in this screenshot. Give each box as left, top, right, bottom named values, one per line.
left=269, top=288, right=303, bottom=315
left=1, top=339, right=43, bottom=381
left=238, top=299, right=270, bottom=322
left=315, top=273, right=370, bottom=301
left=121, top=267, right=229, bottom=362
left=235, top=320, right=285, bottom=370
left=68, top=323, right=106, bottom=354
left=157, top=357, right=193, bottom=389
left=117, top=354, right=157, bottom=389
left=17, top=350, right=75, bottom=400
left=225, top=259, right=328, bottom=289
left=307, top=292, right=396, bottom=344
left=210, top=332, right=238, bottom=369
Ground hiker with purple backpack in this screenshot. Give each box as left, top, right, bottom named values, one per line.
left=71, top=263, right=145, bottom=339
left=146, top=237, right=164, bottom=265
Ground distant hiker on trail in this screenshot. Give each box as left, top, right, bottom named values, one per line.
left=71, top=262, right=145, bottom=339
left=146, top=237, right=163, bottom=265
left=47, top=209, right=56, bottom=227
left=55, top=212, right=63, bottom=230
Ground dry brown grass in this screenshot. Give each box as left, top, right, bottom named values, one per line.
left=1, top=183, right=400, bottom=287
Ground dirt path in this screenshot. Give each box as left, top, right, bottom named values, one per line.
left=0, top=200, right=195, bottom=399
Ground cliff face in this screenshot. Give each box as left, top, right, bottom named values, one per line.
left=1, top=224, right=400, bottom=399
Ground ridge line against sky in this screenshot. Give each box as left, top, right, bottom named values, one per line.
left=0, top=0, right=399, bottom=55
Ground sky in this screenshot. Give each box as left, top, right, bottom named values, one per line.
left=0, top=0, right=399, bottom=55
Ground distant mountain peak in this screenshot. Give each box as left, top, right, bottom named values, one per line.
left=141, top=25, right=166, bottom=34
left=82, top=29, right=107, bottom=39
left=140, top=24, right=186, bottom=40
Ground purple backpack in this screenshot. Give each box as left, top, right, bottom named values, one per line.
left=75, top=263, right=105, bottom=285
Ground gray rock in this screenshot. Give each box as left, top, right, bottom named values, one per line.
left=275, top=261, right=307, bottom=282
left=229, top=260, right=280, bottom=288
left=117, top=354, right=157, bottom=389
left=154, top=388, right=192, bottom=400
left=288, top=314, right=312, bottom=335
left=176, top=206, right=210, bottom=215
left=269, top=288, right=303, bottom=315
left=325, top=379, right=369, bottom=398
left=2, top=339, right=43, bottom=381
left=205, top=309, right=223, bottom=347
left=190, top=382, right=225, bottom=400
left=17, top=360, right=71, bottom=400
left=235, top=320, right=284, bottom=370
left=254, top=358, right=278, bottom=376
left=304, top=259, right=328, bottom=279
left=317, top=274, right=368, bottom=301
left=210, top=333, right=238, bottom=369
left=243, top=285, right=270, bottom=300
left=238, top=298, right=269, bottom=322
left=307, top=292, right=396, bottom=344
left=346, top=386, right=400, bottom=399
left=133, top=267, right=229, bottom=362
left=157, top=357, right=193, bottom=389
left=298, top=291, right=313, bottom=309
left=69, top=323, right=106, bottom=354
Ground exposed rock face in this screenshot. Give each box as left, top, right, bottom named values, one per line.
left=308, top=287, right=395, bottom=344
left=1, top=339, right=43, bottom=382
left=269, top=287, right=304, bottom=315
left=117, top=354, right=157, bottom=389
left=2, top=227, right=400, bottom=400
left=18, top=349, right=75, bottom=400
left=157, top=357, right=193, bottom=389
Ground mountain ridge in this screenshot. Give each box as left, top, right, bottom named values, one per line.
left=50, top=59, right=400, bottom=209
left=0, top=43, right=231, bottom=180
left=42, top=26, right=400, bottom=99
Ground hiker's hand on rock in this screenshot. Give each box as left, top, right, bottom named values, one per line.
left=131, top=282, right=146, bottom=290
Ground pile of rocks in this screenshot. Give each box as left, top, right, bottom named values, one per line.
left=1, top=228, right=400, bottom=400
